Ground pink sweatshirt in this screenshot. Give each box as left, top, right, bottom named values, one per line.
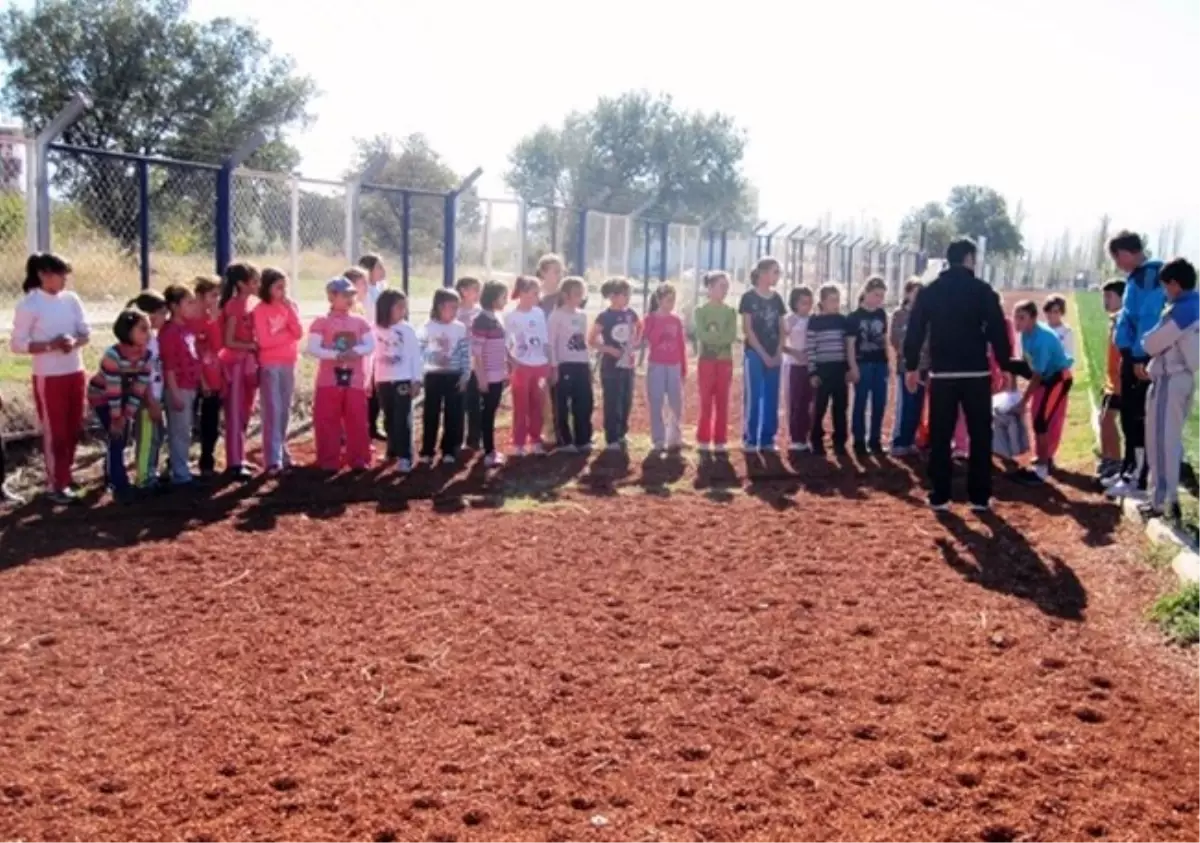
left=253, top=300, right=303, bottom=366
left=642, top=311, right=687, bottom=378
left=305, top=311, right=375, bottom=390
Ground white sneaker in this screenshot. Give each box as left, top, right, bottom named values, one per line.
left=744, top=444, right=759, bottom=454
left=442, top=455, right=456, bottom=466
left=929, top=499, right=951, bottom=512
left=652, top=441, right=665, bottom=452
left=484, top=451, right=505, bottom=467
left=970, top=500, right=990, bottom=513
left=606, top=442, right=621, bottom=452
left=761, top=444, right=777, bottom=453
left=1034, top=462, right=1049, bottom=481
left=713, top=443, right=727, bottom=454
left=418, top=455, right=432, bottom=466
left=1100, top=471, right=1127, bottom=488
left=789, top=443, right=810, bottom=453
left=697, top=442, right=711, bottom=453
left=1105, top=479, right=1145, bottom=500
left=531, top=443, right=546, bottom=456
left=397, top=458, right=412, bottom=473
left=561, top=444, right=578, bottom=454
left=580, top=442, right=593, bottom=452
left=513, top=446, right=527, bottom=457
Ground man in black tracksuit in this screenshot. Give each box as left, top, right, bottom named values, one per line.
left=903, top=239, right=1016, bottom=510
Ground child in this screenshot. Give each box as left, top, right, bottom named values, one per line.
left=87, top=309, right=153, bottom=502
left=472, top=281, right=511, bottom=467
left=889, top=278, right=924, bottom=455
left=738, top=256, right=789, bottom=452
left=10, top=252, right=90, bottom=504
left=1097, top=279, right=1127, bottom=481
left=373, top=289, right=422, bottom=471
left=306, top=277, right=375, bottom=470
left=1139, top=258, right=1198, bottom=519
left=694, top=270, right=737, bottom=453
left=455, top=276, right=484, bottom=451
left=128, top=290, right=168, bottom=490
left=218, top=262, right=260, bottom=479
left=359, top=256, right=389, bottom=441
left=807, top=284, right=858, bottom=455
left=536, top=253, right=565, bottom=445
left=0, top=390, right=19, bottom=505
left=1013, top=299, right=1074, bottom=481
left=642, top=282, right=687, bottom=451
left=590, top=278, right=641, bottom=450
left=420, top=288, right=471, bottom=465
left=784, top=286, right=814, bottom=452
left=190, top=275, right=224, bottom=477
left=253, top=268, right=303, bottom=475
left=848, top=276, right=889, bottom=454
left=506, top=275, right=551, bottom=455
left=547, top=276, right=594, bottom=451
left=159, top=285, right=202, bottom=486
left=1043, top=295, right=1076, bottom=358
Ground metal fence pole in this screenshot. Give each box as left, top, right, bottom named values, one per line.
left=443, top=167, right=483, bottom=287
left=24, top=137, right=38, bottom=254
left=215, top=131, right=265, bottom=274
left=575, top=208, right=588, bottom=275
left=601, top=213, right=612, bottom=278
left=481, top=199, right=493, bottom=277
left=35, top=94, right=90, bottom=250
left=657, top=221, right=668, bottom=283
left=289, top=176, right=300, bottom=284
left=137, top=160, right=150, bottom=290
left=401, top=192, right=412, bottom=296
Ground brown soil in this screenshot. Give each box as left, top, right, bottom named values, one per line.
left=1, top=294, right=1196, bottom=841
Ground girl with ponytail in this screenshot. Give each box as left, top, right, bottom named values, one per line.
left=9, top=252, right=90, bottom=503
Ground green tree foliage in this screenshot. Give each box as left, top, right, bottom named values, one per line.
left=0, top=0, right=316, bottom=250
left=505, top=91, right=755, bottom=269
left=353, top=133, right=480, bottom=268
left=897, top=186, right=1024, bottom=260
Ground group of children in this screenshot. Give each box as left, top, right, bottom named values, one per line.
left=4, top=243, right=1195, bottom=515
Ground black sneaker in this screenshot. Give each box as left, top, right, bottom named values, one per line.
left=227, top=465, right=254, bottom=482
left=970, top=500, right=991, bottom=513
left=854, top=444, right=870, bottom=457
left=833, top=444, right=849, bottom=457
left=810, top=443, right=826, bottom=457
left=47, top=489, right=79, bottom=506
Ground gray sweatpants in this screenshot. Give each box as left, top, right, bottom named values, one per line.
left=260, top=364, right=295, bottom=469
left=1146, top=371, right=1195, bottom=509
left=165, top=388, right=197, bottom=483
left=647, top=362, right=683, bottom=447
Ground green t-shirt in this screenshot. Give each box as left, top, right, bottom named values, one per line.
left=693, top=301, right=737, bottom=360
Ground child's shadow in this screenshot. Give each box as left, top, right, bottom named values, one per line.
left=578, top=447, right=630, bottom=497
left=639, top=449, right=686, bottom=497
left=695, top=452, right=740, bottom=503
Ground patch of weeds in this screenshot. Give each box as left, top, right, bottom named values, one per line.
left=1148, top=581, right=1199, bottom=645
left=1144, top=539, right=1181, bottom=570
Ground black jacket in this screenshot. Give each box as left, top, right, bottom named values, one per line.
left=903, top=265, right=1014, bottom=376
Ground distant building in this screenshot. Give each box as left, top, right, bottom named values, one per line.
left=0, top=123, right=25, bottom=192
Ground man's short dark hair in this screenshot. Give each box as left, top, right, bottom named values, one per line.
left=1107, top=230, right=1143, bottom=257
left=946, top=238, right=977, bottom=266
left=1161, top=258, right=1197, bottom=291
left=1101, top=279, right=1126, bottom=297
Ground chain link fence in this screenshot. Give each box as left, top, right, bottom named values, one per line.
left=468, top=197, right=524, bottom=285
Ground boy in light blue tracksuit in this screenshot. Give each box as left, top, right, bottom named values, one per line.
left=1139, top=258, right=1199, bottom=520
left=1107, top=231, right=1165, bottom=499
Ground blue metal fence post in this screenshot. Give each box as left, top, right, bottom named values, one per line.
left=214, top=131, right=266, bottom=275
left=719, top=230, right=728, bottom=270
left=658, top=221, right=668, bottom=282
left=575, top=208, right=588, bottom=275
left=641, top=221, right=652, bottom=310
left=707, top=229, right=716, bottom=271
left=137, top=160, right=150, bottom=290
left=401, top=192, right=412, bottom=296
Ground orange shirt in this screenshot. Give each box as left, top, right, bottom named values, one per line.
left=1104, top=315, right=1121, bottom=396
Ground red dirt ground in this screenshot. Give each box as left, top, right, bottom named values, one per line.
left=1, top=291, right=1197, bottom=842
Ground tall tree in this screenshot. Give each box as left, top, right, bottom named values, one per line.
left=352, top=133, right=480, bottom=268
left=505, top=91, right=754, bottom=270
left=896, top=187, right=1024, bottom=263
left=898, top=201, right=956, bottom=257
left=0, top=0, right=316, bottom=249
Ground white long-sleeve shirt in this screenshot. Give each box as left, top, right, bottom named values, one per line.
left=373, top=322, right=423, bottom=383
left=504, top=307, right=549, bottom=367
left=9, top=288, right=91, bottom=377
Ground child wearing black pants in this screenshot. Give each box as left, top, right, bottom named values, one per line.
left=548, top=277, right=594, bottom=451
left=419, top=288, right=470, bottom=465
left=805, top=284, right=858, bottom=455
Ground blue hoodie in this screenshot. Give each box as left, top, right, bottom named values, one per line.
left=1114, top=258, right=1165, bottom=361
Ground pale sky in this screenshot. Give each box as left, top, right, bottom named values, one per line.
left=191, top=0, right=1199, bottom=255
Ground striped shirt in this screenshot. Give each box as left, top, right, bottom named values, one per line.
left=806, top=313, right=851, bottom=365
left=471, top=312, right=508, bottom=384
left=88, top=344, right=153, bottom=419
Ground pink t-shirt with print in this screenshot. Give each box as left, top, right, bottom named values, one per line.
left=309, top=312, right=373, bottom=390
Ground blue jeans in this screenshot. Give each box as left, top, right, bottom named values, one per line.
left=95, top=405, right=131, bottom=493
left=743, top=349, right=781, bottom=448
left=852, top=361, right=888, bottom=448
left=891, top=373, right=925, bottom=449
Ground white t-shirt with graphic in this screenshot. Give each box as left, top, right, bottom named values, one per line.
left=504, top=307, right=549, bottom=367
left=373, top=322, right=423, bottom=383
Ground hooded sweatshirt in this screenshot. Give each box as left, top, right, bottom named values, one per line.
left=1114, top=258, right=1166, bottom=363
